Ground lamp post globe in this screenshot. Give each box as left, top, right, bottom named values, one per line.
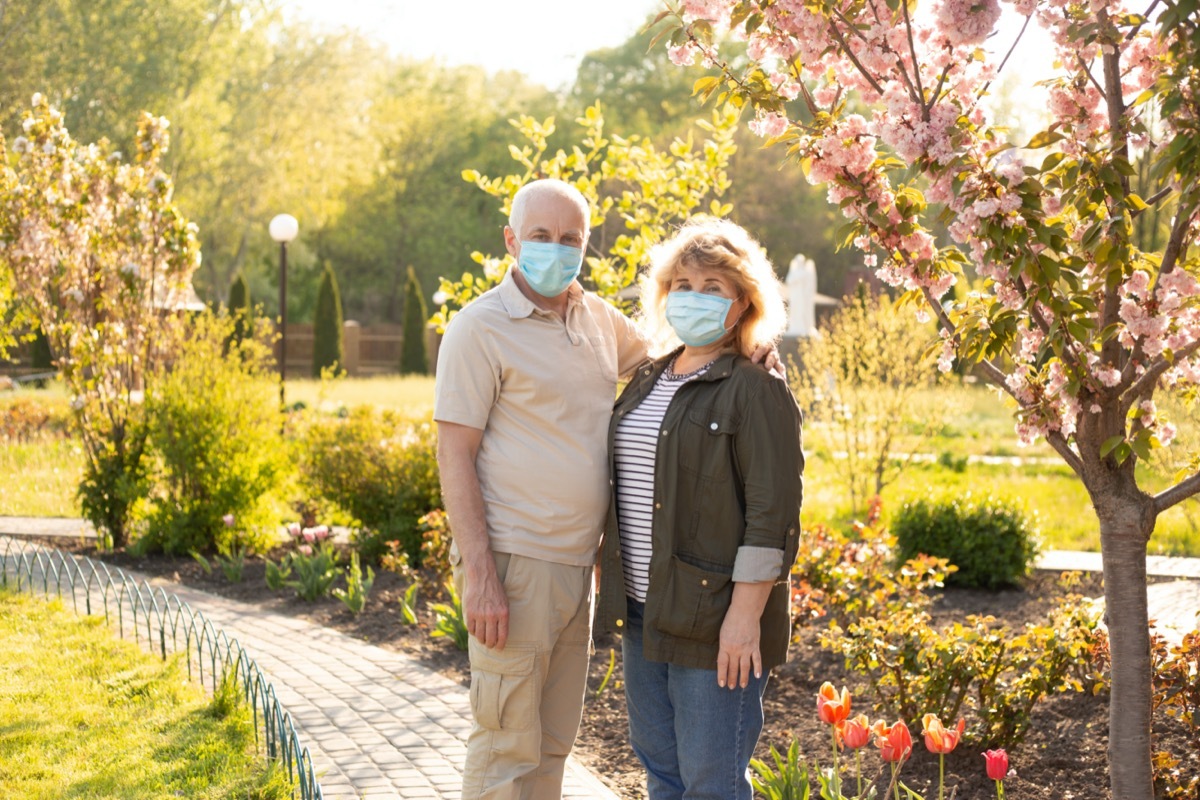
left=270, top=214, right=299, bottom=419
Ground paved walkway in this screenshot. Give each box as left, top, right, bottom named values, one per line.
left=3, top=518, right=1199, bottom=799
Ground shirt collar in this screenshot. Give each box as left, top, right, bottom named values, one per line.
left=497, top=266, right=584, bottom=320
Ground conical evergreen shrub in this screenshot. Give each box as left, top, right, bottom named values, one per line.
left=313, top=262, right=344, bottom=377
left=400, top=266, right=428, bottom=375
left=227, top=272, right=251, bottom=347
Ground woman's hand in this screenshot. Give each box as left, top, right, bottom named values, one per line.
left=717, top=608, right=762, bottom=689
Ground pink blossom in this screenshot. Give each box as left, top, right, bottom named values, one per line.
left=1096, top=367, right=1122, bottom=387
left=1159, top=423, right=1177, bottom=447
left=749, top=111, right=790, bottom=139
left=222, top=513, right=235, bottom=528
left=287, top=522, right=302, bottom=538
left=668, top=43, right=699, bottom=67
left=932, top=0, right=1002, bottom=48
left=298, top=544, right=313, bottom=557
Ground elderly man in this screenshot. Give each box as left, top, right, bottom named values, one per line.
left=435, top=180, right=777, bottom=799
left=436, top=179, right=645, bottom=799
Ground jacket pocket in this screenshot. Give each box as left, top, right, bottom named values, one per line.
left=654, top=555, right=734, bottom=642
left=679, top=408, right=739, bottom=480
left=468, top=641, right=537, bottom=732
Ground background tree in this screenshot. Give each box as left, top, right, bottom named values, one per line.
left=312, top=262, right=344, bottom=377
left=433, top=103, right=740, bottom=324
left=0, top=99, right=201, bottom=547
left=226, top=271, right=250, bottom=349
left=792, top=285, right=944, bottom=515
left=399, top=266, right=428, bottom=376
left=655, top=2, right=1200, bottom=796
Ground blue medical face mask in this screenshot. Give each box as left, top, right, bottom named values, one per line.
left=665, top=290, right=739, bottom=347
left=517, top=241, right=584, bottom=297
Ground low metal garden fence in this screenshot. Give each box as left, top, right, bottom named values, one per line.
left=0, top=536, right=324, bottom=800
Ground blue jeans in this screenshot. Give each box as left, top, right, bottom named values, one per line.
left=622, top=598, right=769, bottom=800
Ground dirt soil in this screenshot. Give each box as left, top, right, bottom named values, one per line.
left=36, top=539, right=1199, bottom=800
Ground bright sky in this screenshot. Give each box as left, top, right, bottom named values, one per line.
left=286, top=0, right=664, bottom=90
left=288, top=0, right=1055, bottom=126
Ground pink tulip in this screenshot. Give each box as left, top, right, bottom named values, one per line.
left=984, top=749, right=1009, bottom=781
left=287, top=522, right=301, bottom=538
left=222, top=513, right=235, bottom=528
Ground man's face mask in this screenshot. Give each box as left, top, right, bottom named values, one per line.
left=517, top=241, right=584, bottom=297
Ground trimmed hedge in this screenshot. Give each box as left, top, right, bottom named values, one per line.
left=892, top=493, right=1040, bottom=590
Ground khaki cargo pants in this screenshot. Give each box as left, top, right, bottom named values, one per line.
left=452, top=550, right=594, bottom=800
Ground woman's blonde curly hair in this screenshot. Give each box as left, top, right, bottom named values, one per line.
left=639, top=216, right=787, bottom=358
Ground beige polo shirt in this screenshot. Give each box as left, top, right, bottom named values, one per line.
left=434, top=268, right=648, bottom=566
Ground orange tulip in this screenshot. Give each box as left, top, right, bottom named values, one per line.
left=817, top=682, right=852, bottom=725
left=837, top=714, right=873, bottom=750
left=921, top=714, right=966, bottom=754
left=872, top=719, right=913, bottom=763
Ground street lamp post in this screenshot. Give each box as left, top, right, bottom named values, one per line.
left=269, top=213, right=299, bottom=416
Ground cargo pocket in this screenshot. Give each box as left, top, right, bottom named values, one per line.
left=468, top=641, right=537, bottom=732
left=654, top=555, right=734, bottom=642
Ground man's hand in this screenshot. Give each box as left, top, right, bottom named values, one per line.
left=749, top=342, right=787, bottom=380
left=464, top=563, right=509, bottom=650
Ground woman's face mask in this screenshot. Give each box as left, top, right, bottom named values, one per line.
left=665, top=290, right=741, bottom=347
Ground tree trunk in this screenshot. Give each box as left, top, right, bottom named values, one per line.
left=1095, top=484, right=1156, bottom=799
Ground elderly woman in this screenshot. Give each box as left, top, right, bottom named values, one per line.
left=596, top=216, right=804, bottom=800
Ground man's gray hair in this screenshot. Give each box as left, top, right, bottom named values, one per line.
left=508, top=179, right=591, bottom=236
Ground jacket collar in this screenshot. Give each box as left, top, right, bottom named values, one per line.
left=646, top=346, right=739, bottom=383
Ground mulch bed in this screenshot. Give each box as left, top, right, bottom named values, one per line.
left=29, top=538, right=1199, bottom=800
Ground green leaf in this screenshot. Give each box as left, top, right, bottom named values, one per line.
left=1100, top=435, right=1125, bottom=458
left=1026, top=131, right=1065, bottom=149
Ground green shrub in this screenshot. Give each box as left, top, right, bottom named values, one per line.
left=312, top=262, right=344, bottom=377
left=399, top=266, right=428, bottom=375
left=892, top=493, right=1040, bottom=590
left=300, top=406, right=441, bottom=563
left=790, top=508, right=954, bottom=630
left=139, top=312, right=289, bottom=555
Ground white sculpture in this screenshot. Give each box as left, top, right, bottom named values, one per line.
left=786, top=253, right=817, bottom=337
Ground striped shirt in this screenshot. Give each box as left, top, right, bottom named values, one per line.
left=613, top=362, right=710, bottom=602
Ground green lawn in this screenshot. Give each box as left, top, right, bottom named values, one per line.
left=0, top=591, right=291, bottom=799
left=0, top=439, right=83, bottom=517
left=284, top=374, right=436, bottom=415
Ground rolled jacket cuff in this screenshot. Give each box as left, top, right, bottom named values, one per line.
left=732, top=546, right=784, bottom=583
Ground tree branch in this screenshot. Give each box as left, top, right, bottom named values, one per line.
left=1154, top=469, right=1200, bottom=515
left=1130, top=185, right=1174, bottom=218
left=827, top=15, right=887, bottom=97
left=975, top=13, right=1033, bottom=104
left=1121, top=338, right=1200, bottom=413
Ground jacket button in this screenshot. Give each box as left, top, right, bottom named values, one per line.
left=616, top=619, right=624, bottom=627
left=701, top=579, right=708, bottom=586
left=661, top=430, right=668, bottom=437
left=710, top=422, right=718, bottom=430
left=654, top=502, right=661, bottom=509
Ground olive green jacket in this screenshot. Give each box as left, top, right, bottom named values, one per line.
left=595, top=349, right=804, bottom=671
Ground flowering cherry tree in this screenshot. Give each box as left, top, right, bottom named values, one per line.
left=653, top=1, right=1199, bottom=796
left=0, top=96, right=201, bottom=547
